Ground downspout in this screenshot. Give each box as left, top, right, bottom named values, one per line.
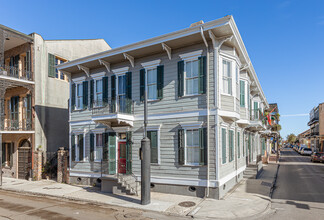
left=200, top=27, right=210, bottom=197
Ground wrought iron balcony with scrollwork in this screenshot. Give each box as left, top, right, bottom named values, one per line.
left=0, top=64, right=33, bottom=81
left=0, top=118, right=34, bottom=131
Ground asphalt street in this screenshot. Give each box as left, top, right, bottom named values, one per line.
left=263, top=147, right=324, bottom=220
left=0, top=190, right=188, bottom=220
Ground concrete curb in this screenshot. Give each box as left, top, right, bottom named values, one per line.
left=269, top=163, right=280, bottom=198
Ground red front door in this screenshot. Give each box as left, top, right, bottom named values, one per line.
left=118, top=141, right=127, bottom=174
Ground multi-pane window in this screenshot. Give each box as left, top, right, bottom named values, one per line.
left=95, top=134, right=103, bottom=161
left=186, top=129, right=200, bottom=165
left=118, top=75, right=126, bottom=113
left=95, top=79, right=103, bottom=106
left=76, top=83, right=83, bottom=110
left=147, top=68, right=157, bottom=100
left=75, top=134, right=84, bottom=162
left=55, top=58, right=59, bottom=78
left=185, top=60, right=199, bottom=95
left=222, top=60, right=232, bottom=95
left=240, top=81, right=245, bottom=107
left=147, top=130, right=158, bottom=164
left=1, top=143, right=13, bottom=167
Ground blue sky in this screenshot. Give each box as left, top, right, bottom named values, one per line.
left=1, top=0, right=324, bottom=138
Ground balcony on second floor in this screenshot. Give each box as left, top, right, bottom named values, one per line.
left=0, top=64, right=33, bottom=82
left=91, top=100, right=134, bottom=127
left=0, top=118, right=34, bottom=132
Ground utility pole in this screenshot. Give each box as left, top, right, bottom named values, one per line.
left=140, top=70, right=150, bottom=205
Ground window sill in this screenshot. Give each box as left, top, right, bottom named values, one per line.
left=221, top=93, right=233, bottom=97
left=147, top=99, right=161, bottom=103
left=180, top=94, right=203, bottom=99
left=182, top=164, right=205, bottom=167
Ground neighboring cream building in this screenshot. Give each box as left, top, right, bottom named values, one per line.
left=0, top=24, right=110, bottom=179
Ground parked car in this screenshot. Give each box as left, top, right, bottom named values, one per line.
left=301, top=148, right=312, bottom=156
left=311, top=152, right=324, bottom=162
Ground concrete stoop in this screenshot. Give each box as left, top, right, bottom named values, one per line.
left=114, top=175, right=140, bottom=196
left=243, top=165, right=258, bottom=179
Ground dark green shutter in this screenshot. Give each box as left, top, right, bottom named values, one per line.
left=71, top=134, right=75, bottom=161
left=126, top=72, right=132, bottom=113
left=199, top=128, right=207, bottom=165
left=103, top=76, right=108, bottom=106
left=108, top=133, right=116, bottom=174
left=83, top=81, right=88, bottom=109
left=9, top=143, right=13, bottom=168
left=90, top=80, right=94, bottom=108
left=79, top=134, right=84, bottom=161
left=103, top=132, right=108, bottom=160
left=148, top=131, right=158, bottom=164
left=178, top=61, right=184, bottom=97
left=126, top=131, right=132, bottom=174
left=140, top=69, right=145, bottom=102
left=111, top=75, right=116, bottom=112
left=178, top=129, right=184, bottom=165
left=254, top=102, right=258, bottom=119
left=222, top=128, right=226, bottom=164
left=48, top=53, right=55, bottom=77
left=71, top=83, right=76, bottom=111
left=90, top=133, right=94, bottom=162
left=157, top=65, right=164, bottom=99
left=198, top=56, right=206, bottom=94
left=238, top=132, right=240, bottom=158
left=1, top=143, right=5, bottom=166
left=229, top=130, right=234, bottom=162
left=240, top=81, right=245, bottom=107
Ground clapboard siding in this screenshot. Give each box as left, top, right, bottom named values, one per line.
left=221, top=95, right=234, bottom=111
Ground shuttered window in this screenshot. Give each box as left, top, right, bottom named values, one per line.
left=222, top=60, right=232, bottom=95
left=222, top=128, right=226, bottom=164
left=48, top=53, right=55, bottom=78
left=90, top=133, right=94, bottom=162
left=178, top=128, right=207, bottom=166
left=83, top=81, right=88, bottom=109
left=229, top=130, right=234, bottom=162
left=140, top=67, right=163, bottom=101
left=148, top=131, right=158, bottom=164
left=76, top=83, right=83, bottom=110
left=71, top=134, right=75, bottom=161
left=240, top=80, right=245, bottom=107
left=1, top=143, right=13, bottom=167
left=78, top=134, right=84, bottom=161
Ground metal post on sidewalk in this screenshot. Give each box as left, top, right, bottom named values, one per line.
left=0, top=134, right=2, bottom=186
left=140, top=70, right=151, bottom=205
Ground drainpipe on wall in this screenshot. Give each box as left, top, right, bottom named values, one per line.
left=200, top=27, right=210, bottom=198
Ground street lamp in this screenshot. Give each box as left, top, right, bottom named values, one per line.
left=140, top=70, right=150, bottom=205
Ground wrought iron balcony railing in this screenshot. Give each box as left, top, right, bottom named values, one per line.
left=0, top=118, right=34, bottom=131
left=91, top=100, right=134, bottom=116
left=0, top=64, right=33, bottom=81
left=250, top=108, right=262, bottom=121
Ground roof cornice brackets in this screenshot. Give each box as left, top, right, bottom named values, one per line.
left=123, top=53, right=135, bottom=68
left=99, top=59, right=111, bottom=72
left=240, top=63, right=250, bottom=71
left=162, top=43, right=172, bottom=60
left=208, top=30, right=233, bottom=51
left=61, top=70, right=71, bottom=81
left=77, top=65, right=90, bottom=77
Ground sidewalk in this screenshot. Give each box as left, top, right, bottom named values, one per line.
left=0, top=164, right=278, bottom=219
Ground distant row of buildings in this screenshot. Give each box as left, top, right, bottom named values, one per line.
left=1, top=16, right=279, bottom=199
left=298, top=103, right=324, bottom=152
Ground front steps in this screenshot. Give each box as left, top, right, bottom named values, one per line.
left=243, top=165, right=258, bottom=179
left=112, top=175, right=140, bottom=196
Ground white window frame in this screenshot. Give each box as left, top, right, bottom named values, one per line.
left=222, top=59, right=232, bottom=96
left=72, top=129, right=86, bottom=162
left=76, top=83, right=83, bottom=110
left=179, top=50, right=202, bottom=97
left=180, top=122, right=203, bottom=166
left=91, top=72, right=106, bottom=108
left=72, top=76, right=86, bottom=111
left=141, top=59, right=161, bottom=101
left=147, top=125, right=161, bottom=165
left=92, top=128, right=105, bottom=162
left=112, top=67, right=129, bottom=112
